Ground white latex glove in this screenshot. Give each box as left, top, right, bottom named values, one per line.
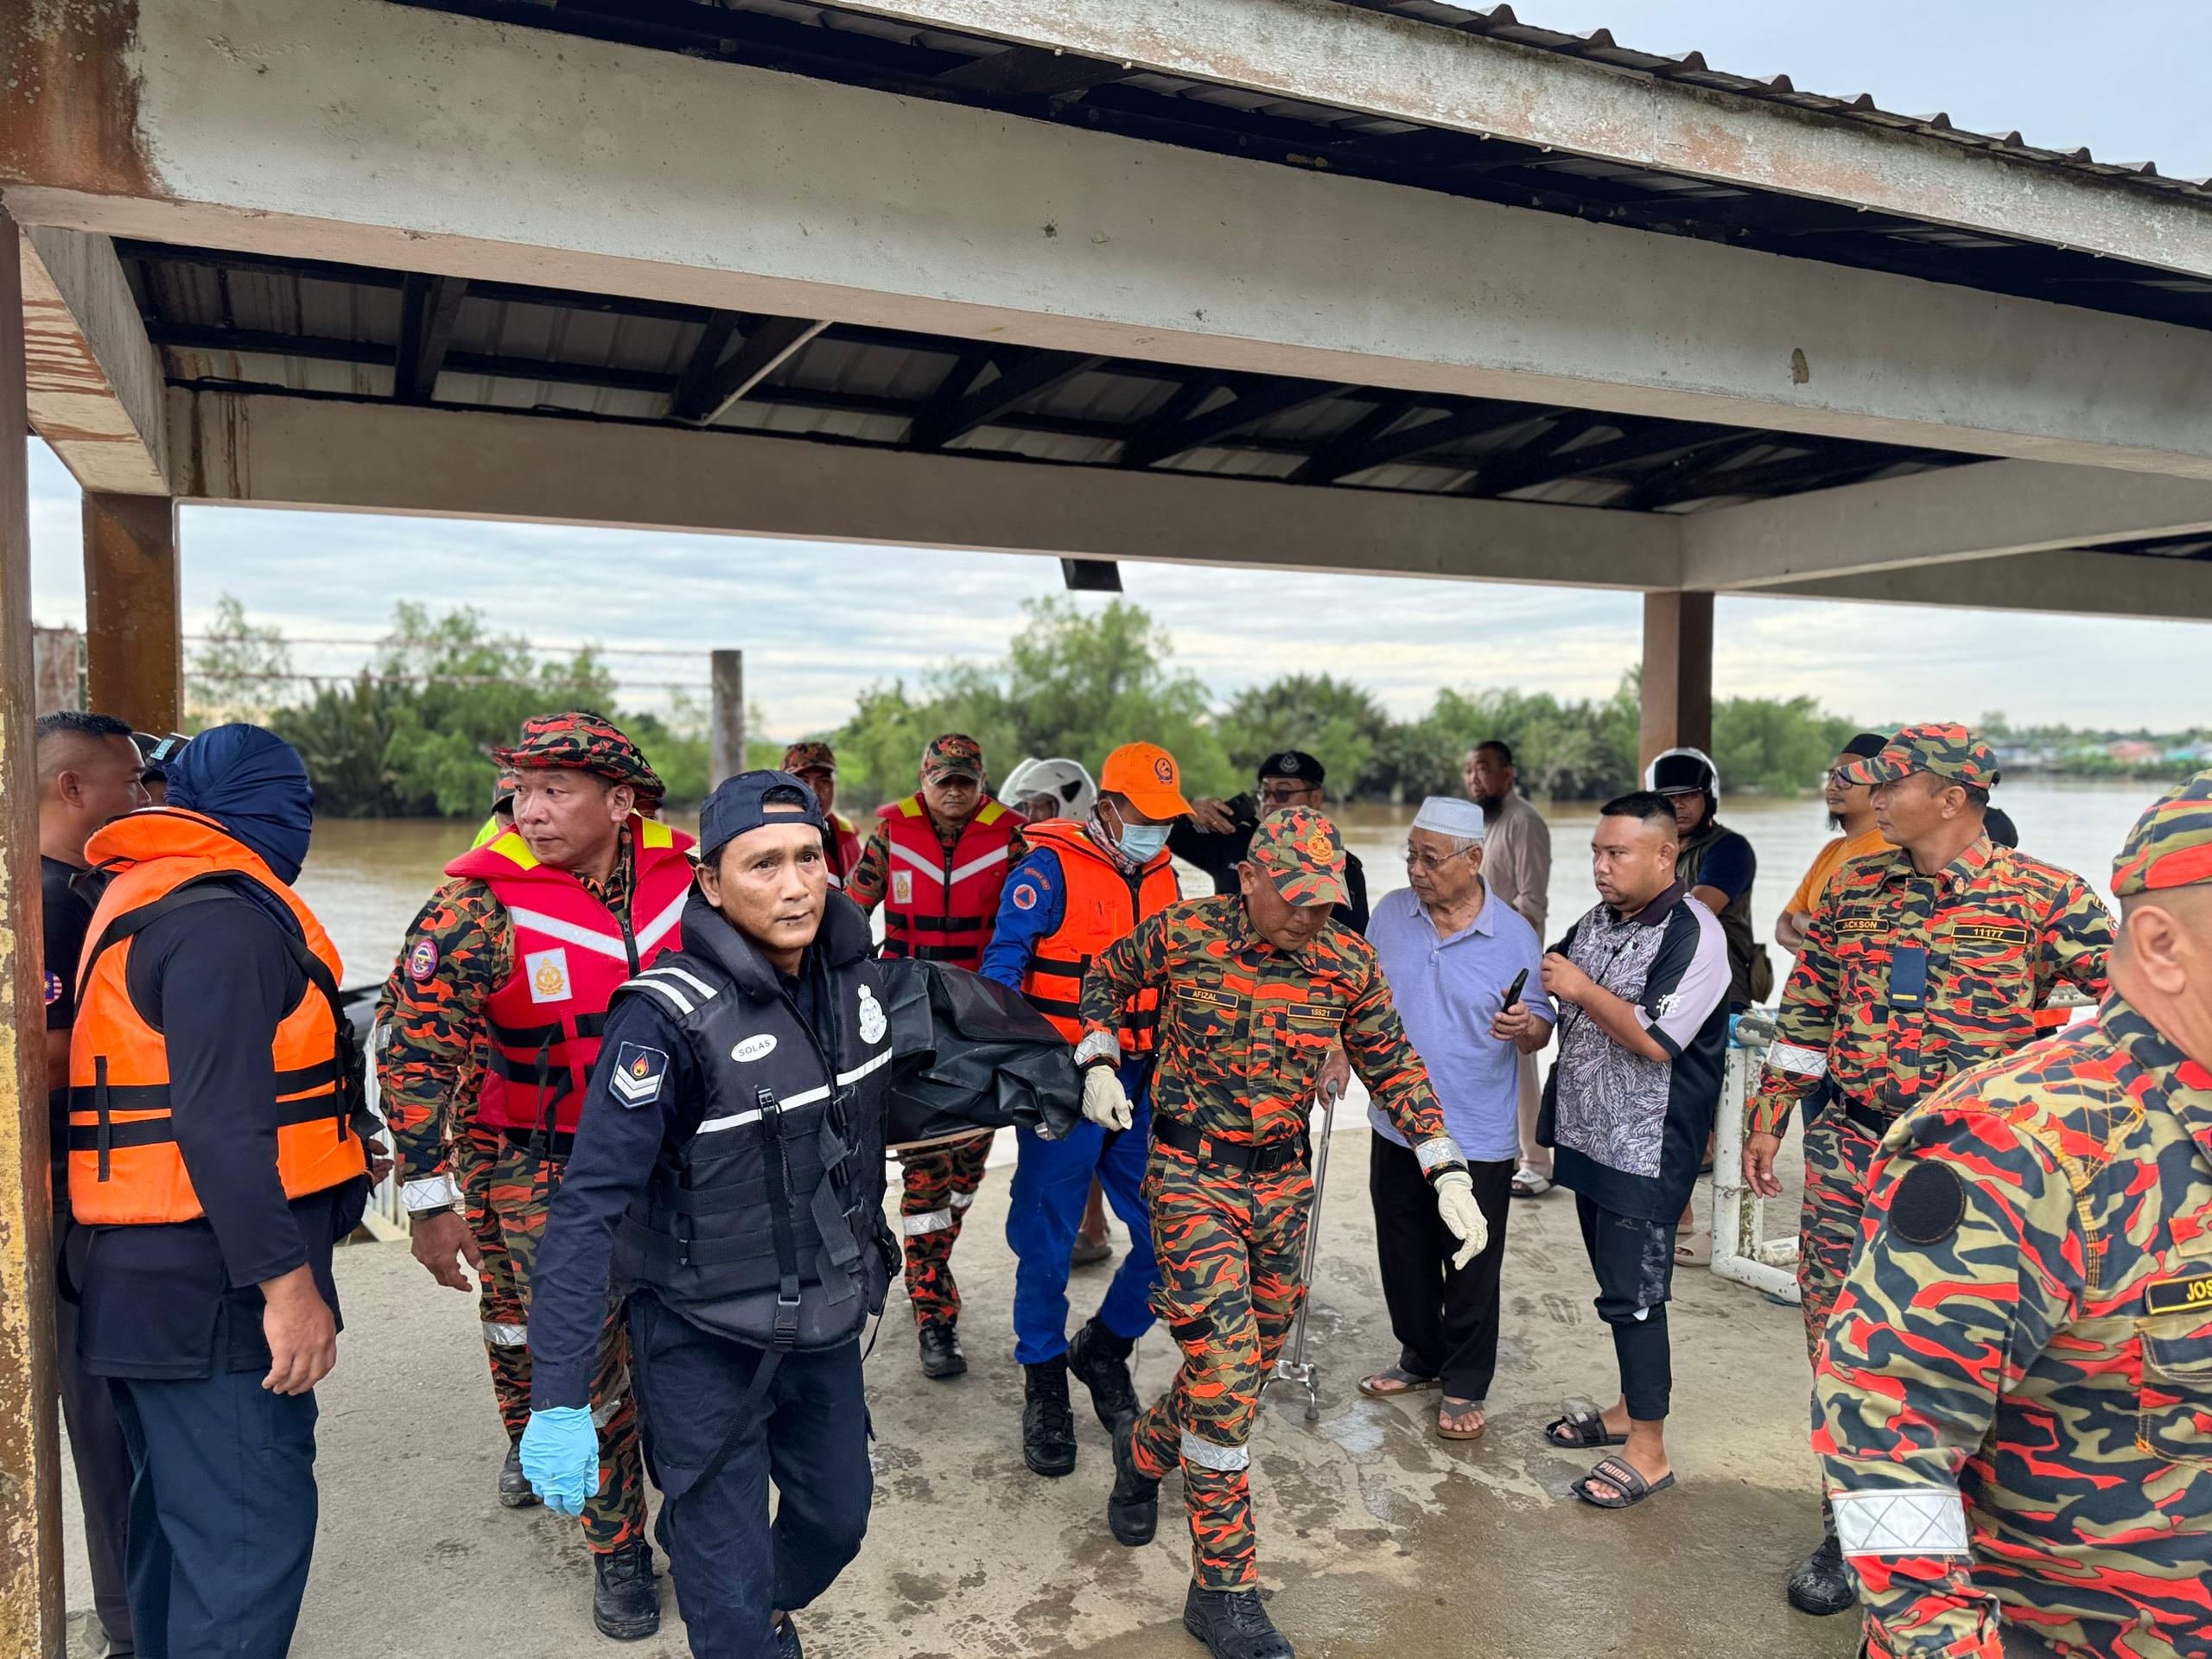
left=1081, top=1065, right=1133, bottom=1132
left=1434, top=1169, right=1486, bottom=1269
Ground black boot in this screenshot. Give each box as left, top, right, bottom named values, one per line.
left=917, top=1320, right=967, bottom=1380
left=1023, top=1357, right=1078, bottom=1478
left=1068, top=1317, right=1140, bottom=1433
left=498, top=1442, right=539, bottom=1509
left=772, top=1612, right=803, bottom=1657
left=1109, top=1419, right=1158, bottom=1545
left=592, top=1541, right=661, bottom=1640
left=1183, top=1583, right=1294, bottom=1659
left=1786, top=1528, right=1855, bottom=1616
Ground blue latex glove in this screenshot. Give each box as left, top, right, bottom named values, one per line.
left=520, top=1407, right=601, bottom=1516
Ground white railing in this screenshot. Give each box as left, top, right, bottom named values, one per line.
left=1709, top=1007, right=1799, bottom=1302
left=344, top=990, right=410, bottom=1238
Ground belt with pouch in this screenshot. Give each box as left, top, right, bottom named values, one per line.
left=1152, top=1114, right=1305, bottom=1173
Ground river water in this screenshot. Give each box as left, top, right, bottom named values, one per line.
left=296, top=777, right=2158, bottom=989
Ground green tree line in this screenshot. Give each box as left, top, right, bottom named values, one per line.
left=194, top=594, right=1875, bottom=817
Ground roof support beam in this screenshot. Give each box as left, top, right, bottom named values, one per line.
left=1754, top=549, right=2212, bottom=623
left=15, top=0, right=2212, bottom=476
left=670, top=314, right=829, bottom=426
left=1120, top=377, right=1349, bottom=469
left=164, top=390, right=1684, bottom=592
left=16, top=227, right=169, bottom=493
left=909, top=348, right=1104, bottom=449
left=392, top=272, right=466, bottom=404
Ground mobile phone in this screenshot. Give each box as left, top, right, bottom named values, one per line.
left=1500, top=968, right=1529, bottom=1011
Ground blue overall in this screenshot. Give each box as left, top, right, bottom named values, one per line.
left=982, top=842, right=1161, bottom=1365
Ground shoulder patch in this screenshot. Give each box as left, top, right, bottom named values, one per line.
left=608, top=1041, right=670, bottom=1109
left=1010, top=881, right=1038, bottom=911
left=1889, top=1160, right=1967, bottom=1246
left=42, top=969, right=63, bottom=1007
left=407, top=938, right=439, bottom=984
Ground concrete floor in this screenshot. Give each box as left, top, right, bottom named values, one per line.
left=64, top=1123, right=1851, bottom=1659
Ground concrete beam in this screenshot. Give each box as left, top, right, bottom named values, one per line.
left=16, top=227, right=168, bottom=493
left=1758, top=549, right=2212, bottom=622
left=1639, top=592, right=1713, bottom=766
left=832, top=0, right=2212, bottom=281
left=1681, top=461, right=2212, bottom=590
left=10, top=1, right=2212, bottom=476
left=164, top=391, right=1683, bottom=590
left=82, top=493, right=182, bottom=734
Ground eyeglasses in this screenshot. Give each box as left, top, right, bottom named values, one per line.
left=1826, top=769, right=1869, bottom=788
left=1258, top=782, right=1320, bottom=806
left=1403, top=846, right=1471, bottom=873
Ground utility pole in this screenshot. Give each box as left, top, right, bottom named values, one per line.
left=709, top=650, right=745, bottom=789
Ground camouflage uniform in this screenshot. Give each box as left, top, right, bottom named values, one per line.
left=374, top=719, right=664, bottom=1556
left=1815, top=771, right=2212, bottom=1659
left=1081, top=810, right=1462, bottom=1592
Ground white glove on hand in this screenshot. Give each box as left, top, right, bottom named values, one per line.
left=1433, top=1169, right=1486, bottom=1269
left=1081, top=1065, right=1133, bottom=1132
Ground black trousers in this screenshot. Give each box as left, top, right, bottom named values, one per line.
left=1574, top=1192, right=1679, bottom=1422
left=627, top=1295, right=873, bottom=1659
left=1368, top=1140, right=1514, bottom=1401
left=57, top=1215, right=134, bottom=1655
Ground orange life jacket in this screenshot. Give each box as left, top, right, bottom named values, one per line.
left=878, top=795, right=1017, bottom=970
left=445, top=817, right=696, bottom=1136
left=67, top=809, right=366, bottom=1226
left=1016, top=819, right=1179, bottom=1052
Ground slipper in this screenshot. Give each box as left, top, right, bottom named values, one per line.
left=1674, top=1230, right=1712, bottom=1267
left=1543, top=1397, right=1628, bottom=1449
left=1358, top=1365, right=1441, bottom=1399
left=1571, top=1454, right=1675, bottom=1510
left=1436, top=1397, right=1486, bottom=1440
left=1510, top=1171, right=1552, bottom=1198
left=1071, top=1235, right=1113, bottom=1268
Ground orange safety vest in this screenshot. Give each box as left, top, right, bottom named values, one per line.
left=1016, top=820, right=1179, bottom=1052
left=445, top=817, right=696, bottom=1136
left=879, top=795, right=1017, bottom=970
left=67, top=809, right=367, bottom=1226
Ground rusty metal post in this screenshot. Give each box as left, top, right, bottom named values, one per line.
left=0, top=209, right=68, bottom=1659
left=1638, top=590, right=1713, bottom=769
left=709, top=649, right=745, bottom=790
left=82, top=492, right=181, bottom=733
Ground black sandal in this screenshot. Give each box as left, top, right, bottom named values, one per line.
left=1542, top=1398, right=1627, bottom=1449
left=1571, top=1455, right=1675, bottom=1510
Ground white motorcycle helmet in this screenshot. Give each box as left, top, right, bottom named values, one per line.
left=1644, top=745, right=1720, bottom=806
left=1000, top=756, right=1098, bottom=823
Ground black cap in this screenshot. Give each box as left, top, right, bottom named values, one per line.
left=1649, top=752, right=1716, bottom=796
left=1985, top=805, right=2019, bottom=849
left=699, top=770, right=826, bottom=861
left=1257, top=750, right=1325, bottom=786
left=1841, top=732, right=1888, bottom=760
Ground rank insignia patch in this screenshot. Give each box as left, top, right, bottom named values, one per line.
left=609, top=1042, right=669, bottom=1108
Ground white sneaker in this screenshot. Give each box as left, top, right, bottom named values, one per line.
left=1510, top=1166, right=1552, bottom=1198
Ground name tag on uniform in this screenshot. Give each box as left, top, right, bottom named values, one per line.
left=1287, top=1003, right=1345, bottom=1026
left=1834, top=917, right=1884, bottom=935
left=1175, top=985, right=1237, bottom=1009
left=1952, top=923, right=2030, bottom=947
left=2143, top=1270, right=2212, bottom=1317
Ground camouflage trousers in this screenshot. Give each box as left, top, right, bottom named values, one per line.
left=459, top=1121, right=530, bottom=1441
left=1127, top=1144, right=1313, bottom=1592
left=901, top=1134, right=993, bottom=1327
left=1796, top=1106, right=1887, bottom=1361
left=486, top=1135, right=647, bottom=1554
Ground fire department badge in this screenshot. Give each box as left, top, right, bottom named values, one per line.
left=857, top=984, right=887, bottom=1045
left=892, top=870, right=913, bottom=905
left=525, top=947, right=572, bottom=1005
left=609, top=1041, right=668, bottom=1108
left=1306, top=833, right=1332, bottom=860
left=406, top=938, right=438, bottom=984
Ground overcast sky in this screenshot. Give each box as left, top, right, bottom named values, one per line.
left=25, top=1, right=2212, bottom=739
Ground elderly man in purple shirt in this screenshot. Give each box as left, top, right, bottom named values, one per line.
left=1359, top=797, right=1553, bottom=1440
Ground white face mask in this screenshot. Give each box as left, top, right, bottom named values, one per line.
left=1114, top=822, right=1170, bottom=864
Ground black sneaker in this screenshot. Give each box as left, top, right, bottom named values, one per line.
left=1785, top=1530, right=1855, bottom=1616
left=1068, top=1317, right=1140, bottom=1433
left=591, top=1542, right=660, bottom=1641
left=1109, top=1419, right=1159, bottom=1545
left=1023, top=1357, right=1078, bottom=1478
left=498, top=1442, right=539, bottom=1509
left=917, top=1320, right=967, bottom=1380
left=772, top=1612, right=803, bottom=1657
left=1182, top=1583, right=1294, bottom=1659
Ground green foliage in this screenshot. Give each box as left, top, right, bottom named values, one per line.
left=188, top=594, right=294, bottom=725
left=1712, top=695, right=1857, bottom=797
left=1217, top=675, right=1389, bottom=799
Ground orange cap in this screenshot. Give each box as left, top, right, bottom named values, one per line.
left=1098, top=742, right=1192, bottom=818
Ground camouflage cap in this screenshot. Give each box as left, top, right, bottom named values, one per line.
left=1248, top=805, right=1349, bottom=908
left=920, top=733, right=984, bottom=783
left=782, top=741, right=836, bottom=777
left=2112, top=769, right=2212, bottom=898
left=493, top=710, right=665, bottom=800
left=1837, top=722, right=2001, bottom=790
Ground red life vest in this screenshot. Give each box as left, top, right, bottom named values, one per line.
left=1016, top=819, right=1179, bottom=1052
left=446, top=817, right=696, bottom=1135
left=825, top=812, right=862, bottom=891
left=878, top=794, right=1017, bottom=970
left=67, top=809, right=367, bottom=1224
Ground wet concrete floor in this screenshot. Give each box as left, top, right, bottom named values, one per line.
left=65, top=1124, right=1851, bottom=1658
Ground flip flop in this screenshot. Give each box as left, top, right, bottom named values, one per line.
left=1436, top=1397, right=1486, bottom=1440
left=1571, top=1454, right=1675, bottom=1510
left=1358, top=1365, right=1441, bottom=1399
left=1543, top=1397, right=1629, bottom=1448
left=1510, top=1171, right=1552, bottom=1198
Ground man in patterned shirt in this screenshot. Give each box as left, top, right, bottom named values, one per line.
left=1076, top=808, right=1483, bottom=1659
left=1814, top=769, right=2212, bottom=1659
left=1742, top=723, right=2112, bottom=1616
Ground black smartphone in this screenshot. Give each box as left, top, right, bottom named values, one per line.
left=1500, top=968, right=1529, bottom=1011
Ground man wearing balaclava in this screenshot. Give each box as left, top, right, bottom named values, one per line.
left=63, top=725, right=374, bottom=1659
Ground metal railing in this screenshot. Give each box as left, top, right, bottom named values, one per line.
left=1709, top=1007, right=1798, bottom=1302
left=342, top=989, right=410, bottom=1237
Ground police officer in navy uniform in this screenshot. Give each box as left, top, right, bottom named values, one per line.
left=522, top=772, right=899, bottom=1659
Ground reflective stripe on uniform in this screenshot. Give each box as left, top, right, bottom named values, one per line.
left=629, top=976, right=696, bottom=1018
left=632, top=891, right=686, bottom=955
left=951, top=1189, right=977, bottom=1211
left=648, top=963, right=719, bottom=1003
left=1764, top=1041, right=1830, bottom=1079
left=1830, top=1486, right=1971, bottom=1558
left=505, top=905, right=638, bottom=963
left=904, top=1208, right=955, bottom=1236
left=947, top=845, right=1011, bottom=885
left=482, top=1320, right=528, bottom=1347
left=1179, top=1431, right=1249, bottom=1473
left=591, top=1370, right=631, bottom=1429
left=888, top=841, right=948, bottom=884
left=1414, top=1135, right=1465, bottom=1172
left=696, top=1048, right=894, bottom=1135
left=403, top=1173, right=462, bottom=1211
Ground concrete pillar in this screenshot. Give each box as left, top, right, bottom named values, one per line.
left=709, top=650, right=745, bottom=791
left=1638, top=590, right=1713, bottom=768
left=82, top=493, right=181, bottom=733
left=0, top=210, right=68, bottom=1659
